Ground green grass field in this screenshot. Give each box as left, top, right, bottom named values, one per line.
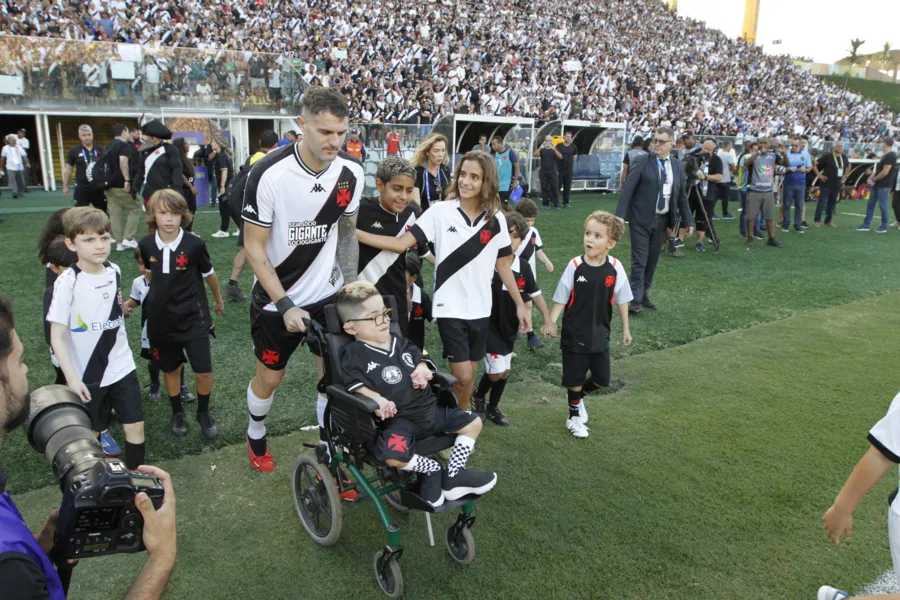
left=3, top=192, right=900, bottom=599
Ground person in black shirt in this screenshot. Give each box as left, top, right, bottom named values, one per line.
left=63, top=124, right=107, bottom=213
left=858, top=137, right=897, bottom=233
left=813, top=140, right=850, bottom=227
left=173, top=138, right=198, bottom=232
left=556, top=131, right=578, bottom=207
left=337, top=282, right=497, bottom=508
left=135, top=119, right=183, bottom=205
left=210, top=135, right=238, bottom=238
left=405, top=252, right=434, bottom=353
left=533, top=134, right=561, bottom=208
left=691, top=140, right=724, bottom=253
left=411, top=133, right=451, bottom=211
left=106, top=124, right=142, bottom=251
left=138, top=190, right=224, bottom=439
left=357, top=158, right=429, bottom=335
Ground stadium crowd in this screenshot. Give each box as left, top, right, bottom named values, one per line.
left=0, top=0, right=896, bottom=142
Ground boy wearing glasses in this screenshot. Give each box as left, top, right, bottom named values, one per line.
left=337, top=281, right=497, bottom=509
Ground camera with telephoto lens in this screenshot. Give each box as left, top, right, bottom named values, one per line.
left=682, top=147, right=706, bottom=180
left=23, top=385, right=164, bottom=559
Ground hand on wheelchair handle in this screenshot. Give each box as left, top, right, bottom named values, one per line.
left=283, top=307, right=310, bottom=333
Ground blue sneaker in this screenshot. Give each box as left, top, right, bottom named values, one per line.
left=856, top=225, right=871, bottom=231
left=100, top=430, right=121, bottom=456
left=876, top=225, right=889, bottom=233
left=180, top=385, right=196, bottom=402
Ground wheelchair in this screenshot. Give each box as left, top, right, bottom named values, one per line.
left=290, top=297, right=481, bottom=598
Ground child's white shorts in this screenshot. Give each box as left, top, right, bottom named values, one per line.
left=484, top=352, right=512, bottom=375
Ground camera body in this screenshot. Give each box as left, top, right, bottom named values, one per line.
left=23, top=385, right=164, bottom=560
left=55, top=458, right=164, bottom=559
left=682, top=147, right=706, bottom=181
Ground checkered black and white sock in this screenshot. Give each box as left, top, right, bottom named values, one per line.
left=447, top=435, right=476, bottom=477
left=400, top=454, right=442, bottom=474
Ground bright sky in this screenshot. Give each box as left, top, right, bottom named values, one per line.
left=674, top=0, right=900, bottom=64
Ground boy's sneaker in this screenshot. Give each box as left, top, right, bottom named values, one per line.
left=892, top=221, right=900, bottom=228
left=723, top=213, right=736, bottom=220
left=100, top=431, right=121, bottom=456
left=442, top=469, right=498, bottom=501
left=120, top=239, right=138, bottom=249
left=856, top=225, right=871, bottom=231
left=211, top=230, right=230, bottom=238
left=486, top=408, right=510, bottom=426
left=695, top=241, right=705, bottom=253
left=197, top=412, right=219, bottom=440
left=674, top=239, right=684, bottom=248
left=767, top=238, right=783, bottom=248
left=224, top=281, right=248, bottom=302
left=753, top=233, right=765, bottom=240
left=231, top=230, right=240, bottom=237
left=876, top=224, right=889, bottom=233
left=471, top=396, right=486, bottom=421
left=801, top=221, right=809, bottom=229
left=816, top=586, right=849, bottom=600
left=148, top=381, right=161, bottom=399
left=180, top=385, right=195, bottom=402
left=171, top=412, right=189, bottom=437
left=578, top=401, right=588, bottom=424
left=419, top=470, right=444, bottom=508
left=566, top=416, right=589, bottom=438
left=527, top=334, right=544, bottom=349
left=248, top=442, right=276, bottom=472
left=781, top=225, right=790, bottom=233
left=794, top=226, right=804, bottom=234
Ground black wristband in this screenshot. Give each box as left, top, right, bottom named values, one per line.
left=275, top=296, right=296, bottom=316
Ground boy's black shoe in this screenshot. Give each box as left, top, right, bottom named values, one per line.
left=767, top=238, right=783, bottom=248
left=641, top=298, right=657, bottom=310
left=419, top=470, right=444, bottom=509
left=223, top=281, right=248, bottom=302
left=471, top=396, right=486, bottom=421
left=628, top=304, right=642, bottom=316
left=486, top=408, right=510, bottom=426
left=149, top=381, right=161, bottom=399
left=794, top=226, right=804, bottom=234
left=180, top=385, right=195, bottom=402
left=442, top=469, right=498, bottom=501
left=197, top=411, right=219, bottom=440
left=171, top=412, right=188, bottom=437
left=526, top=334, right=544, bottom=349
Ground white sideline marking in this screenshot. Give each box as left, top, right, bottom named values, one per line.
left=857, top=569, right=899, bottom=596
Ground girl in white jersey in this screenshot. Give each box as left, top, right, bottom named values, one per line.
left=357, top=152, right=531, bottom=410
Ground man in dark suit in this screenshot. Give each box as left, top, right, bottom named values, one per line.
left=615, top=127, right=693, bottom=315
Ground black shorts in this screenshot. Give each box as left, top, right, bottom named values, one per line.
left=86, top=370, right=143, bottom=430
left=250, top=294, right=333, bottom=371
left=438, top=317, right=490, bottom=363
left=562, top=350, right=610, bottom=389
left=150, top=336, right=212, bottom=374
left=376, top=407, right=478, bottom=463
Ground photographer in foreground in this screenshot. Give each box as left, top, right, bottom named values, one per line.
left=689, top=140, right=723, bottom=253
left=0, top=296, right=177, bottom=600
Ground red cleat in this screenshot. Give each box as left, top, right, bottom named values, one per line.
left=248, top=442, right=275, bottom=472
left=338, top=485, right=359, bottom=502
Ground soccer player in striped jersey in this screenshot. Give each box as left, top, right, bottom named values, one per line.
left=542, top=211, right=633, bottom=438
left=514, top=197, right=554, bottom=349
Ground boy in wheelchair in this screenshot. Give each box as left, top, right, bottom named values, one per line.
left=336, top=281, right=498, bottom=509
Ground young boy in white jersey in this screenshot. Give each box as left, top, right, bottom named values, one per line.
left=818, top=390, right=900, bottom=600
left=542, top=211, right=633, bottom=438
left=472, top=212, right=552, bottom=425
left=514, top=197, right=554, bottom=349
left=46, top=207, right=146, bottom=469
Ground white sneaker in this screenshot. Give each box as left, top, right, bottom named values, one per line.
left=231, top=230, right=240, bottom=237
left=120, top=239, right=138, bottom=249
left=566, top=416, right=589, bottom=438
left=578, top=400, right=588, bottom=424
left=817, top=586, right=849, bottom=600
left=115, top=244, right=126, bottom=252
left=211, top=230, right=230, bottom=238
left=189, top=231, right=201, bottom=238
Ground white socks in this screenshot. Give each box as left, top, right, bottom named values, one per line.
left=247, top=383, right=273, bottom=440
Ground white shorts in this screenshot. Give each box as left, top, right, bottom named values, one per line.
left=484, top=352, right=512, bottom=375
left=889, top=506, right=900, bottom=582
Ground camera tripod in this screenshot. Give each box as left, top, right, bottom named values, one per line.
left=668, top=183, right=721, bottom=254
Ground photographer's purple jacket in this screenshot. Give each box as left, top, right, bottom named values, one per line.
left=0, top=491, right=66, bottom=600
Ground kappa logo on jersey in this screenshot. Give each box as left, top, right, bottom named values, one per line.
left=479, top=230, right=492, bottom=244
left=366, top=361, right=379, bottom=373
left=387, top=433, right=408, bottom=454
left=149, top=256, right=158, bottom=263
left=372, top=221, right=383, bottom=229
left=605, top=275, right=615, bottom=287
left=336, top=180, right=352, bottom=207
left=576, top=276, right=588, bottom=283
left=288, top=220, right=331, bottom=247
left=243, top=204, right=257, bottom=215
left=447, top=226, right=458, bottom=233
left=310, top=183, right=326, bottom=193
left=260, top=349, right=281, bottom=366
left=176, top=254, right=189, bottom=269
left=382, top=366, right=403, bottom=384
left=401, top=352, right=415, bottom=369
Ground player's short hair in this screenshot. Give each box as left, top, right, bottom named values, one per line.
left=585, top=210, right=625, bottom=242
left=335, top=281, right=381, bottom=323
left=506, top=212, right=529, bottom=240
left=631, top=136, right=644, bottom=148
left=0, top=295, right=15, bottom=383
left=78, top=125, right=92, bottom=133
left=259, top=130, right=279, bottom=149
left=884, top=136, right=895, bottom=148
left=63, top=206, right=111, bottom=240
left=515, top=197, right=538, bottom=218
left=376, top=157, right=416, bottom=184
left=655, top=126, right=675, bottom=141
left=405, top=251, right=422, bottom=278
left=47, top=236, right=78, bottom=268
left=491, top=135, right=503, bottom=144
left=113, top=123, right=129, bottom=137
left=301, top=86, right=349, bottom=120
left=146, top=189, right=193, bottom=230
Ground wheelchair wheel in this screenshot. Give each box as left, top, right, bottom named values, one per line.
left=292, top=452, right=342, bottom=546
left=446, top=525, right=475, bottom=565
left=373, top=550, right=404, bottom=598
left=384, top=490, right=410, bottom=514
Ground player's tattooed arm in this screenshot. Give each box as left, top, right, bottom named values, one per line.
left=336, top=213, right=359, bottom=284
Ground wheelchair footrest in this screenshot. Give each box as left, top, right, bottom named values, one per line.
left=399, top=489, right=478, bottom=514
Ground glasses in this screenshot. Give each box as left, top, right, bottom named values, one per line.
left=652, top=138, right=671, bottom=145
left=347, top=308, right=392, bottom=327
